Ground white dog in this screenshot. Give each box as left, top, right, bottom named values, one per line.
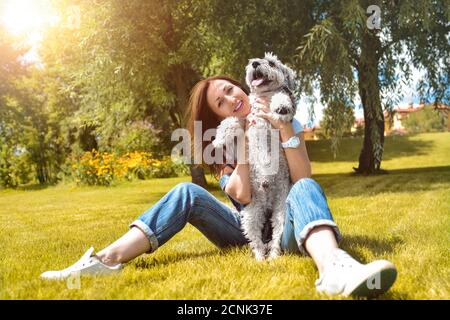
left=213, top=52, right=297, bottom=261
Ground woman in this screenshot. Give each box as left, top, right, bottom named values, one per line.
left=41, top=75, right=397, bottom=297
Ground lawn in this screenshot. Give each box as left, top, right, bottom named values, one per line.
left=0, top=132, right=449, bottom=299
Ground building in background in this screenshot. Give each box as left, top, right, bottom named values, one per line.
left=303, top=125, right=322, bottom=141
left=383, top=103, right=450, bottom=135
left=305, top=102, right=449, bottom=139
left=350, top=103, right=450, bottom=136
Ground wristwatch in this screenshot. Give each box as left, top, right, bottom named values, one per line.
left=281, top=135, right=301, bottom=149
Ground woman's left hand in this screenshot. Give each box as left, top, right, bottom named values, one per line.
left=252, top=97, right=288, bottom=130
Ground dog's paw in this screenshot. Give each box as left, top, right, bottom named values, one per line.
left=253, top=250, right=266, bottom=262
left=213, top=117, right=243, bottom=148
left=267, top=249, right=280, bottom=261
left=270, top=92, right=295, bottom=122
left=267, top=244, right=281, bottom=261
left=213, top=117, right=245, bottom=147
left=221, top=116, right=245, bottom=129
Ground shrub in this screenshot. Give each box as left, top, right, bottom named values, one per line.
left=0, top=145, right=34, bottom=188
left=72, top=150, right=189, bottom=186
left=113, top=121, right=161, bottom=154
left=72, top=150, right=115, bottom=186
left=403, top=106, right=447, bottom=134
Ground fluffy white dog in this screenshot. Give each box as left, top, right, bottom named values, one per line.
left=213, top=52, right=297, bottom=261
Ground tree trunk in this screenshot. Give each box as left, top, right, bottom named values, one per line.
left=79, top=125, right=98, bottom=151
left=190, top=165, right=208, bottom=189
left=168, top=65, right=206, bottom=185
left=354, top=31, right=386, bottom=175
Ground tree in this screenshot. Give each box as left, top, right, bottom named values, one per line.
left=295, top=0, right=449, bottom=174
left=41, top=0, right=218, bottom=187
left=201, top=0, right=314, bottom=81
left=14, top=69, right=78, bottom=184
left=0, top=27, right=31, bottom=187
left=36, top=0, right=315, bottom=187
left=1, top=6, right=92, bottom=186
left=191, top=0, right=316, bottom=185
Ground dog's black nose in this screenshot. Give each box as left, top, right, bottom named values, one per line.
left=252, top=61, right=260, bottom=68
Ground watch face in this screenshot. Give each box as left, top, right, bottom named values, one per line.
left=283, top=136, right=300, bottom=148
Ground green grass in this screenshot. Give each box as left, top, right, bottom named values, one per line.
left=0, top=132, right=449, bottom=299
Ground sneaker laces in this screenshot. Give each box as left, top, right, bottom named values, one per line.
left=316, top=249, right=360, bottom=287
left=63, top=247, right=96, bottom=273
left=331, top=249, right=361, bottom=269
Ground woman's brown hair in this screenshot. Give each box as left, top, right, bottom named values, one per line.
left=183, top=75, right=249, bottom=180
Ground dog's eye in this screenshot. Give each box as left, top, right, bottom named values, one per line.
left=269, top=61, right=275, bottom=67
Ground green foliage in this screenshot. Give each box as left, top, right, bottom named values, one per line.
left=1, top=0, right=449, bottom=186
left=296, top=0, right=449, bottom=106
left=403, top=107, right=448, bottom=134
left=353, top=124, right=365, bottom=138
left=0, top=0, right=209, bottom=188
left=202, top=0, right=313, bottom=82
left=0, top=143, right=34, bottom=188
left=0, top=27, right=35, bottom=188
left=45, top=0, right=209, bottom=155
left=294, top=0, right=449, bottom=173
left=112, top=121, right=162, bottom=155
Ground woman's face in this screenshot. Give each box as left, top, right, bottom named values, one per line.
left=206, top=79, right=251, bottom=121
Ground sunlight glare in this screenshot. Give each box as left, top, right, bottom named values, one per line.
left=1, top=0, right=59, bottom=40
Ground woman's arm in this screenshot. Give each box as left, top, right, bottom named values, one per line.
left=219, top=117, right=252, bottom=205
left=222, top=163, right=252, bottom=205
left=221, top=124, right=310, bottom=201
left=279, top=124, right=312, bottom=183
left=252, top=97, right=312, bottom=183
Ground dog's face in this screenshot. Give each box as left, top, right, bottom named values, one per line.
left=245, top=52, right=296, bottom=93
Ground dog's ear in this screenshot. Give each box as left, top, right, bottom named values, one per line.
left=283, top=65, right=297, bottom=92
left=264, top=52, right=278, bottom=61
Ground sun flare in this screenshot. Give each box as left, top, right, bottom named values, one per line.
left=0, top=0, right=59, bottom=39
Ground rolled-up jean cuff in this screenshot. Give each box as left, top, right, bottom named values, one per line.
left=297, top=219, right=343, bottom=256
left=129, top=219, right=159, bottom=253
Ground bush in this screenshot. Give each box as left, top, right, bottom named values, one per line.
left=113, top=121, right=161, bottom=154
left=0, top=145, right=34, bottom=188
left=351, top=125, right=364, bottom=137
left=403, top=107, right=447, bottom=134
left=72, top=150, right=115, bottom=186
left=72, top=150, right=189, bottom=186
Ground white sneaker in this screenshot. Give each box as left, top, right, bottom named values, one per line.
left=315, top=248, right=397, bottom=297
left=40, top=247, right=123, bottom=280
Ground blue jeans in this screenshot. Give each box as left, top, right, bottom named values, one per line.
left=130, top=178, right=342, bottom=256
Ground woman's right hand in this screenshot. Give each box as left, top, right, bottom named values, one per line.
left=245, top=115, right=257, bottom=131
left=246, top=97, right=268, bottom=131
left=244, top=117, right=252, bottom=131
